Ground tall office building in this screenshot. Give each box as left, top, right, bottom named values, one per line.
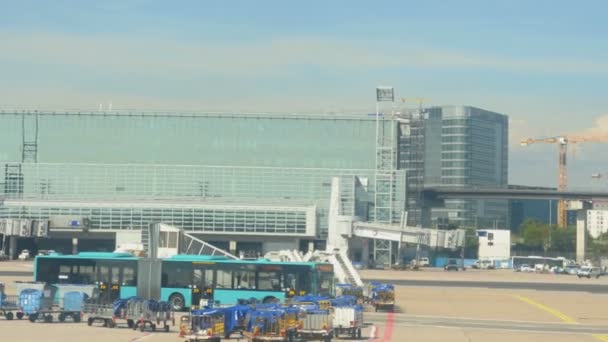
left=398, top=106, right=509, bottom=229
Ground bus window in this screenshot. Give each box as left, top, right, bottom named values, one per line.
left=193, top=268, right=214, bottom=287
left=234, top=270, right=256, bottom=290
left=99, top=265, right=110, bottom=283
left=122, top=265, right=136, bottom=286
left=59, top=264, right=72, bottom=283
left=78, top=265, right=96, bottom=285
left=258, top=271, right=282, bottom=291
left=162, top=263, right=191, bottom=288
left=317, top=272, right=334, bottom=296
left=111, top=267, right=120, bottom=284
left=216, top=269, right=232, bottom=288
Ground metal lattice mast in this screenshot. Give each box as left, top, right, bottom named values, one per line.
left=374, top=87, right=396, bottom=224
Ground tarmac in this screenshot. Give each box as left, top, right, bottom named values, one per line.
left=1, top=261, right=607, bottom=341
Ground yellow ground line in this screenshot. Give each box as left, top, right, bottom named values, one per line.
left=512, top=295, right=578, bottom=324
left=593, top=335, right=608, bottom=342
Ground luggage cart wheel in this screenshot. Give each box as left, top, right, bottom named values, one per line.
left=6, top=312, right=14, bottom=320
left=108, top=320, right=116, bottom=328
left=59, top=313, right=66, bottom=322
left=151, top=323, right=156, bottom=332
left=139, top=323, right=145, bottom=332
left=16, top=312, right=24, bottom=320
left=324, top=335, right=332, bottom=342
left=73, top=313, right=81, bottom=323
left=164, top=325, right=169, bottom=332
left=87, top=317, right=94, bottom=326
left=44, top=315, right=53, bottom=323
left=29, top=314, right=38, bottom=322
left=127, top=319, right=134, bottom=329
left=357, top=328, right=362, bottom=339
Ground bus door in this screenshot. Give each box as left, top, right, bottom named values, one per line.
left=191, top=265, right=214, bottom=308
left=97, top=264, right=121, bottom=303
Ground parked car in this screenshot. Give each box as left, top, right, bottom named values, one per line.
left=444, top=259, right=465, bottom=271
left=472, top=259, right=496, bottom=270
left=577, top=266, right=601, bottom=279
left=418, top=257, right=430, bottom=267
left=17, top=249, right=30, bottom=260
left=564, top=265, right=580, bottom=275
left=519, top=264, right=534, bottom=272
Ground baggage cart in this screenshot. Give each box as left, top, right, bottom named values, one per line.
left=0, top=294, right=24, bottom=320
left=368, top=283, right=394, bottom=312
left=243, top=309, right=291, bottom=342
left=331, top=296, right=363, bottom=339
left=84, top=299, right=136, bottom=329
left=128, top=299, right=173, bottom=332
left=295, top=306, right=333, bottom=342
left=183, top=308, right=224, bottom=342
left=223, top=304, right=251, bottom=338
left=335, top=284, right=364, bottom=303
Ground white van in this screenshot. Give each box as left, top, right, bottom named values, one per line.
left=577, top=267, right=601, bottom=279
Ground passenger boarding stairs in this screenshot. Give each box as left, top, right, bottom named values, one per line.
left=181, top=232, right=239, bottom=259
left=308, top=249, right=363, bottom=287
left=142, top=223, right=238, bottom=259
left=263, top=249, right=304, bottom=262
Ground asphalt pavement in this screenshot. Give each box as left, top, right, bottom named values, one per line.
left=364, top=278, right=608, bottom=293
left=366, top=312, right=608, bottom=335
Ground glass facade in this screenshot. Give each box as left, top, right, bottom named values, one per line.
left=0, top=110, right=406, bottom=238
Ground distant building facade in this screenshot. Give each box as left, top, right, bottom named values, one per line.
left=398, top=106, right=509, bottom=229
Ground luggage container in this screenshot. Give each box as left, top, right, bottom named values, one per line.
left=296, top=306, right=333, bottom=342
left=184, top=308, right=225, bottom=342
left=20, top=289, right=86, bottom=323
left=331, top=296, right=363, bottom=339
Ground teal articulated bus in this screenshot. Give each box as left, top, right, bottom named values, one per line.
left=34, top=253, right=335, bottom=310
left=34, top=252, right=139, bottom=303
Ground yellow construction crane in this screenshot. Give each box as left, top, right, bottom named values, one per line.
left=521, top=135, right=608, bottom=227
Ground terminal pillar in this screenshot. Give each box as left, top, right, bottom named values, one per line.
left=72, top=237, right=79, bottom=255
left=9, top=236, right=17, bottom=260
left=576, top=211, right=586, bottom=263
left=361, top=239, right=370, bottom=267
left=229, top=240, right=237, bottom=256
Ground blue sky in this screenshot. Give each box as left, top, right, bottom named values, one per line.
left=0, top=0, right=607, bottom=187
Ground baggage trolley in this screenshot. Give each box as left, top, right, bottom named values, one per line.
left=184, top=308, right=225, bottom=342
left=369, top=283, right=395, bottom=312
left=84, top=302, right=135, bottom=328
left=129, top=299, right=173, bottom=332
left=0, top=294, right=24, bottom=320
left=243, top=309, right=291, bottom=342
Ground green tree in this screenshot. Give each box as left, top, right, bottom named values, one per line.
left=521, top=219, right=551, bottom=250
left=549, top=226, right=576, bottom=253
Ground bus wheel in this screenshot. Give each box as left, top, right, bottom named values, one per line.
left=169, top=294, right=185, bottom=312
left=262, top=296, right=277, bottom=304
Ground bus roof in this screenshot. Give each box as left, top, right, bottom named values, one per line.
left=36, top=252, right=139, bottom=260
left=166, top=254, right=329, bottom=267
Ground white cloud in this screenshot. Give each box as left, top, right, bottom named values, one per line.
left=1, top=31, right=607, bottom=78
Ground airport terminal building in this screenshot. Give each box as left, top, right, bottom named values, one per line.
left=0, top=106, right=507, bottom=259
